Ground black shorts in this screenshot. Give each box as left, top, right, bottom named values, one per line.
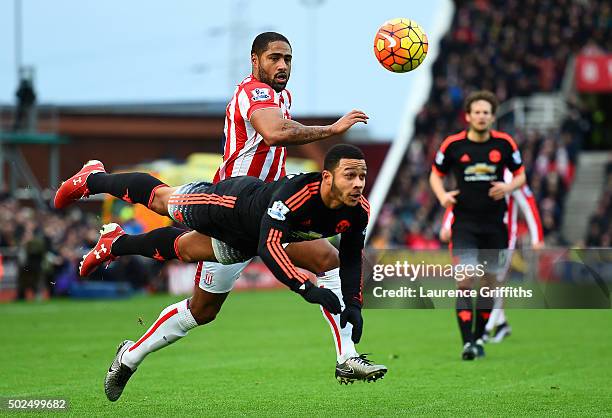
left=167, top=181, right=253, bottom=264
left=451, top=221, right=509, bottom=273
left=167, top=181, right=213, bottom=231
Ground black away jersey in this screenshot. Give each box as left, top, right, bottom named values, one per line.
left=171, top=172, right=369, bottom=304
left=432, top=130, right=524, bottom=224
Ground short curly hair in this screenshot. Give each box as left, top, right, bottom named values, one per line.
left=464, top=90, right=499, bottom=114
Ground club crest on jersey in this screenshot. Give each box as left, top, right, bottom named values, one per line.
left=251, top=87, right=271, bottom=102
left=267, top=200, right=290, bottom=221
left=489, top=149, right=501, bottom=163
left=335, top=220, right=351, bottom=233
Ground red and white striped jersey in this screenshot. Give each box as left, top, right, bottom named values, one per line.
left=441, top=169, right=544, bottom=248
left=213, top=75, right=292, bottom=184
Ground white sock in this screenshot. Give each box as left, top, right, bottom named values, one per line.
left=485, top=297, right=506, bottom=331
left=317, top=268, right=358, bottom=363
left=485, top=310, right=499, bottom=332
left=496, top=308, right=506, bottom=326
left=122, top=298, right=198, bottom=370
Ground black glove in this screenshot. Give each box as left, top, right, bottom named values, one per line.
left=340, top=302, right=363, bottom=344
left=296, top=280, right=341, bottom=314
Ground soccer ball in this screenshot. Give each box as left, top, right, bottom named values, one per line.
left=373, top=18, right=428, bottom=73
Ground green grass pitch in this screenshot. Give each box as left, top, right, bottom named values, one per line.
left=2, top=291, right=611, bottom=416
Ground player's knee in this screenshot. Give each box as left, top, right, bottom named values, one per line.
left=178, top=248, right=196, bottom=263
left=150, top=187, right=171, bottom=214
left=315, top=248, right=340, bottom=272
left=176, top=236, right=199, bottom=263
left=189, top=303, right=220, bottom=325
left=176, top=232, right=212, bottom=263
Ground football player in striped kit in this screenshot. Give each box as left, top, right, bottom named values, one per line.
left=201, top=32, right=377, bottom=384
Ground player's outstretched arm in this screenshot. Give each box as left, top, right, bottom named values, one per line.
left=256, top=223, right=341, bottom=314
left=256, top=184, right=342, bottom=313
left=251, top=108, right=368, bottom=146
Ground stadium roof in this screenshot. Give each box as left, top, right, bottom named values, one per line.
left=55, top=101, right=228, bottom=116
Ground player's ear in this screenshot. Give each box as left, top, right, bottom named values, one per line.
left=464, top=112, right=470, bottom=124
left=322, top=170, right=333, bottom=184
left=251, top=53, right=259, bottom=69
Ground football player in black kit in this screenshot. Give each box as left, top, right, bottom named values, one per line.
left=55, top=144, right=387, bottom=400
left=429, top=91, right=526, bottom=360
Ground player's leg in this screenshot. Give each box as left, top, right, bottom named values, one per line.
left=473, top=226, right=508, bottom=348
left=105, top=260, right=248, bottom=402
left=122, top=286, right=229, bottom=369
left=285, top=239, right=387, bottom=383
left=54, top=159, right=174, bottom=214
left=484, top=247, right=513, bottom=342
left=80, top=180, right=247, bottom=275
left=113, top=229, right=245, bottom=264
left=488, top=296, right=512, bottom=343
left=451, top=222, right=479, bottom=360
left=105, top=280, right=233, bottom=402
left=80, top=225, right=219, bottom=276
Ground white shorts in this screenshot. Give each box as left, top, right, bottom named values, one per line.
left=195, top=260, right=252, bottom=293
left=196, top=244, right=289, bottom=293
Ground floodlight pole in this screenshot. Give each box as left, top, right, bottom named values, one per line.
left=15, top=0, right=22, bottom=77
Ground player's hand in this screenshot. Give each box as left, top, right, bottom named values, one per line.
left=532, top=241, right=545, bottom=250
left=489, top=182, right=511, bottom=200
left=340, top=302, right=363, bottom=343
left=439, top=190, right=459, bottom=208
left=330, top=110, right=369, bottom=135
left=298, top=281, right=341, bottom=314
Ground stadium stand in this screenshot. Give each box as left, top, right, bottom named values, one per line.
left=371, top=0, right=611, bottom=249
left=585, top=157, right=612, bottom=247
left=0, top=194, right=162, bottom=300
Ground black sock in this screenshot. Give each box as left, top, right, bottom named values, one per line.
left=474, top=294, right=494, bottom=340
left=112, top=227, right=186, bottom=260
left=456, top=296, right=474, bottom=345
left=87, top=172, right=166, bottom=206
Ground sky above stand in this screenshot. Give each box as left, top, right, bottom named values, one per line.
left=0, top=0, right=447, bottom=140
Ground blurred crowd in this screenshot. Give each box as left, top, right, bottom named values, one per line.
left=446, top=0, right=610, bottom=104
left=371, top=0, right=610, bottom=249
left=585, top=159, right=612, bottom=247
left=2, top=0, right=611, bottom=300
left=0, top=195, right=162, bottom=300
